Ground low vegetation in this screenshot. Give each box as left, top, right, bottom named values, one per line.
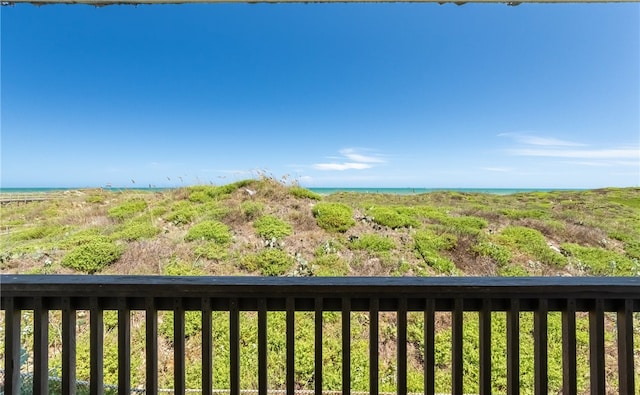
left=185, top=220, right=232, bottom=244
left=312, top=202, right=355, bottom=232
left=253, top=215, right=293, bottom=240
left=60, top=240, right=124, bottom=274
left=2, top=182, right=639, bottom=393
left=107, top=199, right=147, bottom=221
left=367, top=206, right=420, bottom=229
left=240, top=200, right=264, bottom=219
left=349, top=233, right=395, bottom=252
left=289, top=186, right=322, bottom=200
left=111, top=220, right=160, bottom=241
left=561, top=243, right=638, bottom=276
left=496, top=226, right=567, bottom=267
left=241, top=248, right=294, bottom=276
left=414, top=229, right=458, bottom=274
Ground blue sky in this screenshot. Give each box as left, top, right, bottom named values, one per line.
left=1, top=3, right=639, bottom=188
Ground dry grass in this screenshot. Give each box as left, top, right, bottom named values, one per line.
left=2, top=183, right=638, bottom=280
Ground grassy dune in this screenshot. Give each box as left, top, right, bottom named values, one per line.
left=1, top=180, right=639, bottom=393
left=2, top=180, right=639, bottom=278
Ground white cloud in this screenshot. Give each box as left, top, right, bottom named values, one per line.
left=313, top=148, right=386, bottom=171
left=507, top=148, right=639, bottom=159
left=339, top=148, right=385, bottom=163
left=313, top=162, right=372, bottom=171
left=200, top=169, right=252, bottom=175
left=615, top=160, right=640, bottom=167
left=564, top=161, right=613, bottom=167
left=499, top=133, right=585, bottom=147
left=500, top=133, right=639, bottom=168
left=563, top=160, right=639, bottom=167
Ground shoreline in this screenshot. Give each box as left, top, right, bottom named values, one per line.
left=0, top=186, right=592, bottom=196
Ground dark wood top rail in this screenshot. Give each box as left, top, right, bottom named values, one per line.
left=2, top=275, right=639, bottom=312
left=2, top=274, right=638, bottom=395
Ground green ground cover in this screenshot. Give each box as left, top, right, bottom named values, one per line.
left=1, top=182, right=638, bottom=393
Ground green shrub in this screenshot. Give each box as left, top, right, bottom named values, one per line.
left=150, top=206, right=168, bottom=217
left=312, top=254, right=349, bottom=276
left=561, top=243, right=637, bottom=276
left=414, top=229, right=457, bottom=251
left=472, top=241, right=511, bottom=266
left=201, top=201, right=229, bottom=220
left=158, top=311, right=203, bottom=343
left=61, top=241, right=124, bottom=274
left=165, top=201, right=198, bottom=225
left=500, top=208, right=548, bottom=220
left=78, top=328, right=142, bottom=389
left=240, top=201, right=264, bottom=219
left=185, top=220, right=232, bottom=244
left=218, top=179, right=253, bottom=195
left=498, top=264, right=530, bottom=277
left=393, top=259, right=412, bottom=276
left=440, top=216, right=488, bottom=236
left=85, top=194, right=106, bottom=204
left=611, top=232, right=640, bottom=261
left=194, top=242, right=229, bottom=261
left=242, top=249, right=294, bottom=276
left=312, top=202, right=355, bottom=233
left=111, top=221, right=160, bottom=241
left=260, top=249, right=294, bottom=276
left=412, top=206, right=449, bottom=221
left=103, top=310, right=119, bottom=330
left=187, top=185, right=223, bottom=199
left=188, top=190, right=212, bottom=203
left=238, top=254, right=259, bottom=272
left=497, top=226, right=566, bottom=267
left=413, top=230, right=458, bottom=274
left=2, top=219, right=25, bottom=227
left=254, top=215, right=293, bottom=240
left=188, top=181, right=252, bottom=199
left=608, top=196, right=640, bottom=209
left=290, top=186, right=321, bottom=200
left=107, top=199, right=147, bottom=221
left=625, top=241, right=640, bottom=260
left=162, top=258, right=205, bottom=276
left=58, top=229, right=110, bottom=249
left=40, top=203, right=60, bottom=219
left=367, top=206, right=420, bottom=229
left=416, top=248, right=457, bottom=275
left=349, top=234, right=395, bottom=252
left=10, top=224, right=66, bottom=241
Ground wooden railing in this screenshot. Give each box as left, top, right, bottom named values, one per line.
left=0, top=193, right=61, bottom=205
left=1, top=275, right=638, bottom=395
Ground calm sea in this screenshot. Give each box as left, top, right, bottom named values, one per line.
left=0, top=187, right=578, bottom=195
left=0, top=187, right=171, bottom=194
left=307, top=187, right=570, bottom=195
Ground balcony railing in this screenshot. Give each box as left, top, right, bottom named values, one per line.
left=1, top=275, right=638, bottom=395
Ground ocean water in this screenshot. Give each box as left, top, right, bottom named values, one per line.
left=0, top=186, right=578, bottom=195
left=0, top=187, right=171, bottom=194
left=306, top=187, right=570, bottom=195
